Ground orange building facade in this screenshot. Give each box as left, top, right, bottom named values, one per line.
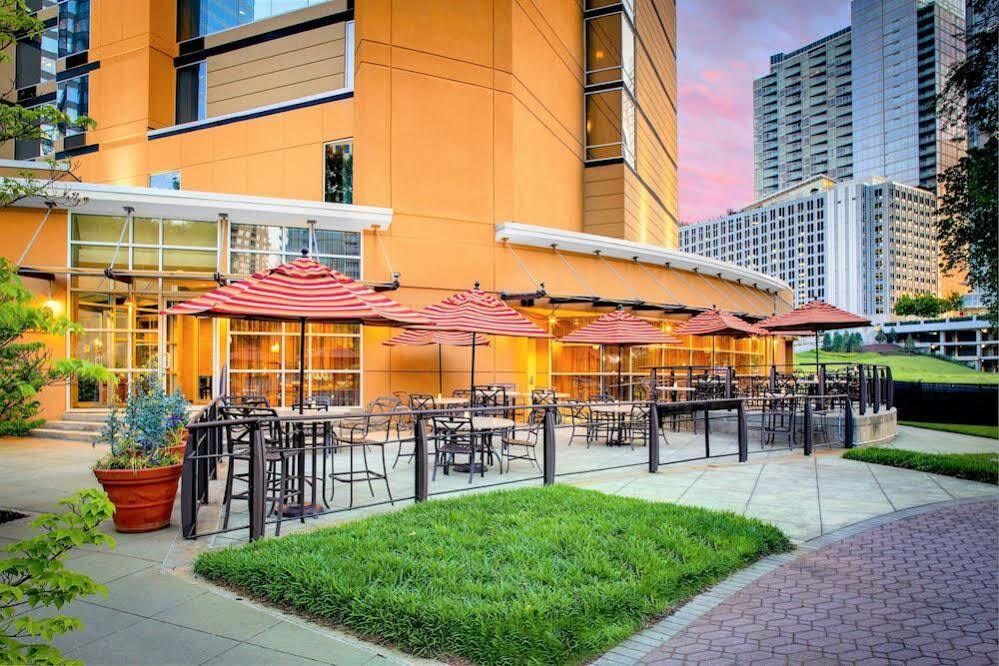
left=2, top=0, right=792, bottom=419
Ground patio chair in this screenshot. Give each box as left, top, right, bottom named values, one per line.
left=531, top=388, right=557, bottom=405
left=562, top=401, right=594, bottom=447
left=219, top=405, right=299, bottom=536
left=409, top=393, right=436, bottom=411
left=500, top=408, right=544, bottom=473
left=328, top=402, right=398, bottom=507
left=760, top=393, right=798, bottom=449
left=622, top=403, right=657, bottom=450
left=430, top=414, right=486, bottom=484
left=473, top=385, right=506, bottom=411
left=221, top=394, right=270, bottom=408
left=452, top=388, right=471, bottom=400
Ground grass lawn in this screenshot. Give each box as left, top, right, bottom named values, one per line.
left=899, top=421, right=999, bottom=440
left=194, top=485, right=790, bottom=665
left=794, top=350, right=999, bottom=384
left=843, top=447, right=998, bottom=485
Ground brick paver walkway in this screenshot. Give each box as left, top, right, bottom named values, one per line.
left=641, top=499, right=999, bottom=665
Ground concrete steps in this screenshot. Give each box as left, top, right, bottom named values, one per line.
left=29, top=411, right=106, bottom=443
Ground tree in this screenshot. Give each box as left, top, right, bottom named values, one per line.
left=1, top=2, right=94, bottom=206
left=874, top=328, right=886, bottom=344
left=821, top=332, right=833, bottom=351
left=942, top=291, right=965, bottom=313
left=0, top=489, right=115, bottom=665
left=831, top=332, right=844, bottom=352
left=935, top=0, right=998, bottom=324
left=0, top=259, right=113, bottom=436
left=903, top=335, right=916, bottom=353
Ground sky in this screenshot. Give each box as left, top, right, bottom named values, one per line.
left=676, top=0, right=852, bottom=223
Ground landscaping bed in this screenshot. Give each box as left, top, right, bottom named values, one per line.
left=843, top=447, right=998, bottom=485
left=194, top=485, right=790, bottom=665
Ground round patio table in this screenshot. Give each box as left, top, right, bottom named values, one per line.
left=450, top=416, right=515, bottom=473
left=589, top=404, right=633, bottom=446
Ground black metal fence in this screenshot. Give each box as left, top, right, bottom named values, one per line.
left=646, top=363, right=891, bottom=415
left=893, top=381, right=998, bottom=426
left=181, top=394, right=853, bottom=542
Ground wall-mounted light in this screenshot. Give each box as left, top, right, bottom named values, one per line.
left=270, top=342, right=280, bottom=353
left=43, top=299, right=62, bottom=315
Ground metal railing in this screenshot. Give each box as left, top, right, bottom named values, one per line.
left=645, top=363, right=892, bottom=414
left=180, top=394, right=855, bottom=542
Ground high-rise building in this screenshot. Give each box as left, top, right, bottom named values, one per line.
left=680, top=176, right=938, bottom=322
left=1, top=0, right=793, bottom=420
left=753, top=0, right=966, bottom=199
left=753, top=29, right=854, bottom=197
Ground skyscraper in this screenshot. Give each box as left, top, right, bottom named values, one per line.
left=753, top=0, right=966, bottom=199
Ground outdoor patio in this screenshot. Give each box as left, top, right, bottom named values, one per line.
left=0, top=425, right=996, bottom=664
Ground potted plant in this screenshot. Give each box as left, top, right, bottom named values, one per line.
left=92, top=381, right=191, bottom=533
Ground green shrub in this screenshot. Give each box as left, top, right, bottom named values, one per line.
left=0, top=489, right=115, bottom=665
left=843, top=447, right=998, bottom=484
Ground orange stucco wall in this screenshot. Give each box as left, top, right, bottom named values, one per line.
left=2, top=1, right=791, bottom=419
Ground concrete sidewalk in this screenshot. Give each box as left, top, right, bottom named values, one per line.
left=0, top=425, right=995, bottom=664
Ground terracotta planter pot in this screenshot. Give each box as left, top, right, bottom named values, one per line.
left=93, top=464, right=183, bottom=533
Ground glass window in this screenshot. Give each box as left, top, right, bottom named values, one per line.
left=15, top=25, right=57, bottom=90
left=58, top=0, right=90, bottom=58
left=324, top=140, right=353, bottom=204
left=230, top=224, right=360, bottom=278
left=56, top=74, right=88, bottom=135
left=150, top=171, right=181, bottom=190
left=163, top=219, right=216, bottom=247
left=585, top=88, right=635, bottom=165
left=176, top=61, right=206, bottom=124
left=585, top=13, right=633, bottom=91
left=178, top=0, right=331, bottom=41
left=13, top=104, right=56, bottom=159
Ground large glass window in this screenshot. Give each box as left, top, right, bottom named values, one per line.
left=585, top=12, right=634, bottom=91
left=13, top=104, right=56, bottom=160
left=178, top=0, right=332, bottom=40
left=56, top=74, right=88, bottom=135
left=228, top=321, right=360, bottom=407
left=176, top=61, right=207, bottom=124
left=58, top=0, right=90, bottom=58
left=150, top=171, right=182, bottom=190
left=585, top=89, right=635, bottom=165
left=15, top=24, right=57, bottom=90
left=230, top=224, right=360, bottom=277
left=324, top=140, right=353, bottom=204
left=583, top=7, right=636, bottom=167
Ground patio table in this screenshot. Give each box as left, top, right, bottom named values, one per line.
left=449, top=416, right=516, bottom=473
left=588, top=404, right=633, bottom=446
left=435, top=397, right=469, bottom=407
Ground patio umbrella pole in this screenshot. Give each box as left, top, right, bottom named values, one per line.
left=438, top=343, right=443, bottom=397
left=617, top=343, right=624, bottom=400
left=298, top=317, right=306, bottom=414
left=470, top=331, right=477, bottom=392
left=814, top=330, right=819, bottom=367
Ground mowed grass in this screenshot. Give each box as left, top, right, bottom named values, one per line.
left=843, top=447, right=998, bottom=485
left=899, top=421, right=999, bottom=440
left=794, top=350, right=999, bottom=384
left=194, top=485, right=790, bottom=665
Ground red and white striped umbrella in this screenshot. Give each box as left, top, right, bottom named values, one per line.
left=384, top=330, right=489, bottom=397
left=559, top=309, right=679, bottom=398
left=672, top=308, right=766, bottom=368
left=559, top=309, right=681, bottom=346
left=384, top=330, right=489, bottom=347
left=419, top=286, right=551, bottom=338
left=416, top=285, right=549, bottom=390
left=673, top=308, right=767, bottom=338
left=166, top=257, right=430, bottom=326
left=759, top=300, right=871, bottom=366
left=165, top=256, right=430, bottom=412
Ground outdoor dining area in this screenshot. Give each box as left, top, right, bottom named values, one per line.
left=170, top=252, right=882, bottom=541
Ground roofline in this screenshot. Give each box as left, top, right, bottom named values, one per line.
left=495, top=222, right=791, bottom=295
left=4, top=179, right=393, bottom=231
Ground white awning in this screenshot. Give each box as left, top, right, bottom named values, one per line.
left=495, top=221, right=790, bottom=294
left=7, top=179, right=392, bottom=231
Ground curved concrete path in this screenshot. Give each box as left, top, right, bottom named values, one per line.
left=598, top=498, right=998, bottom=665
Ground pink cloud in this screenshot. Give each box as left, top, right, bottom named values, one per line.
left=676, top=0, right=851, bottom=223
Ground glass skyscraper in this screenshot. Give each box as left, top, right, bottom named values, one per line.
left=753, top=0, right=966, bottom=198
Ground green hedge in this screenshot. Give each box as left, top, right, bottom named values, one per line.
left=843, top=447, right=998, bottom=485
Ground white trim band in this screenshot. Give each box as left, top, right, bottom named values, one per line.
left=7, top=179, right=392, bottom=231
left=495, top=221, right=791, bottom=294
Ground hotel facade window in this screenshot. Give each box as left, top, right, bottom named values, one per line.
left=177, top=0, right=333, bottom=40
left=229, top=224, right=360, bottom=277
left=57, top=0, right=90, bottom=58
left=583, top=3, right=636, bottom=166
left=324, top=140, right=353, bottom=204
left=175, top=61, right=207, bottom=125
left=14, top=23, right=57, bottom=91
